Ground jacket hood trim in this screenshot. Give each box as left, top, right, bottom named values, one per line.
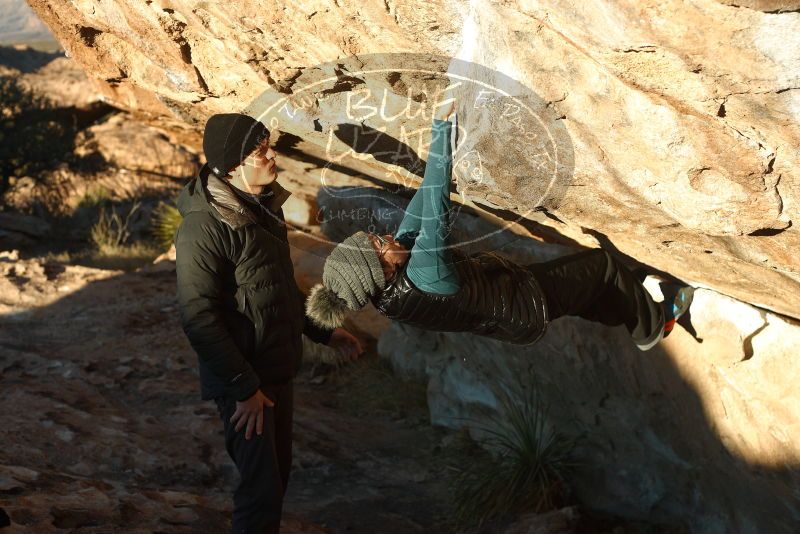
left=200, top=164, right=292, bottom=230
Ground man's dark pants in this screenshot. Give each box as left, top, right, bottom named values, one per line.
left=529, top=249, right=664, bottom=346
left=215, top=383, right=293, bottom=534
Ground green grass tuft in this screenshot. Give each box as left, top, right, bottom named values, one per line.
left=81, top=200, right=161, bottom=270
left=454, top=385, right=577, bottom=528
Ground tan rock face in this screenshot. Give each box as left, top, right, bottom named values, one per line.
left=4, top=113, right=196, bottom=215
left=25, top=0, right=800, bottom=319
left=716, top=0, right=800, bottom=11
left=78, top=113, right=199, bottom=180
left=0, top=53, right=101, bottom=107
left=378, top=291, right=800, bottom=532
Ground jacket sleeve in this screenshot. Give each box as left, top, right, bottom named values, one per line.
left=297, top=284, right=334, bottom=344
left=175, top=212, right=260, bottom=401
left=303, top=314, right=335, bottom=345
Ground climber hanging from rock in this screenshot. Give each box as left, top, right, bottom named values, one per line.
left=306, top=97, right=695, bottom=351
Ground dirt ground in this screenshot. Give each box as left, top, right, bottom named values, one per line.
left=0, top=245, right=689, bottom=534
left=0, top=248, right=477, bottom=533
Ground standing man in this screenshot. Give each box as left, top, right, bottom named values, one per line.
left=175, top=113, right=362, bottom=533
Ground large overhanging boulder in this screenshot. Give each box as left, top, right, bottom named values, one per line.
left=26, top=0, right=800, bottom=319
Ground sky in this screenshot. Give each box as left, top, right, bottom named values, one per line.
left=0, top=0, right=56, bottom=47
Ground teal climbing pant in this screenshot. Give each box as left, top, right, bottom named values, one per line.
left=394, top=119, right=460, bottom=295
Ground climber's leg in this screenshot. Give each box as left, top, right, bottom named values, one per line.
left=400, top=118, right=460, bottom=294
left=529, top=249, right=665, bottom=349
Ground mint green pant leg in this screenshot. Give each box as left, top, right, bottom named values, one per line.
left=400, top=119, right=460, bottom=295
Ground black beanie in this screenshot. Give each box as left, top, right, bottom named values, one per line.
left=202, top=113, right=270, bottom=178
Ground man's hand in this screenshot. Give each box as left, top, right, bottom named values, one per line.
left=327, top=327, right=363, bottom=362
left=231, top=389, right=274, bottom=440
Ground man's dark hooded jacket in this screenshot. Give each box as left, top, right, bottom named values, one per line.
left=175, top=166, right=333, bottom=401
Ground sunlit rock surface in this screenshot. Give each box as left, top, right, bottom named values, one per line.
left=24, top=0, right=800, bottom=319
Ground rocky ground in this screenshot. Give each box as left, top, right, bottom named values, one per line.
left=0, top=240, right=638, bottom=534
left=0, top=244, right=452, bottom=533
left=1, top=228, right=694, bottom=534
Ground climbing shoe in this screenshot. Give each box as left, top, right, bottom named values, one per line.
left=635, top=322, right=665, bottom=352
left=663, top=285, right=695, bottom=338
left=636, top=277, right=695, bottom=351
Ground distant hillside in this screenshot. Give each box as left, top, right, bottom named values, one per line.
left=0, top=0, right=58, bottom=49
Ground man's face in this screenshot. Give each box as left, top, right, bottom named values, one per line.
left=235, top=137, right=278, bottom=187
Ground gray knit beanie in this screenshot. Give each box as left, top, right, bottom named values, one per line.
left=306, top=231, right=386, bottom=329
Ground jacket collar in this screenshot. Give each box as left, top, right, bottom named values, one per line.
left=201, top=164, right=292, bottom=229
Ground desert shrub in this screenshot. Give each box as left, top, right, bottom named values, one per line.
left=0, top=76, right=78, bottom=195
left=454, top=385, right=577, bottom=528
left=85, top=200, right=164, bottom=270
left=90, top=201, right=141, bottom=249
left=151, top=201, right=182, bottom=249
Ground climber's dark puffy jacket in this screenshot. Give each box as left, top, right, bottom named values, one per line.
left=175, top=166, right=332, bottom=401
left=372, top=250, right=548, bottom=345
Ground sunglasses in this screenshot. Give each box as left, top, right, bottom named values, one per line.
left=372, top=234, right=392, bottom=259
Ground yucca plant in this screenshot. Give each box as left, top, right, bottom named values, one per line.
left=151, top=201, right=182, bottom=249
left=454, top=385, right=578, bottom=528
